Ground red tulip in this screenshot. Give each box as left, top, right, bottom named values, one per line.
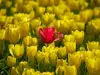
left=39, top=27, right=63, bottom=44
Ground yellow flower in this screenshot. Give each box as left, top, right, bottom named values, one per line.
left=41, top=13, right=55, bottom=25
left=19, top=22, right=30, bottom=38
left=63, top=34, right=75, bottom=42
left=56, top=59, right=67, bottom=68
left=0, top=40, right=5, bottom=56
left=23, top=36, right=33, bottom=46
left=22, top=68, right=35, bottom=75
left=18, top=61, right=30, bottom=74
left=9, top=44, right=24, bottom=59
left=72, top=30, right=84, bottom=45
left=30, top=19, right=41, bottom=30
left=10, top=7, right=17, bottom=14
left=68, top=51, right=82, bottom=69
left=87, top=41, right=99, bottom=50
left=46, top=6, right=53, bottom=13
left=7, top=56, right=16, bottom=67
left=27, top=46, right=37, bottom=60
left=65, top=65, right=77, bottom=75
left=36, top=6, right=45, bottom=16
left=5, top=25, right=20, bottom=44
left=57, top=47, right=67, bottom=59
left=85, top=57, right=100, bottom=75
left=56, top=66, right=65, bottom=75
left=65, top=42, right=76, bottom=53
left=93, top=7, right=100, bottom=17
left=80, top=9, right=93, bottom=23
left=11, top=67, right=19, bottom=75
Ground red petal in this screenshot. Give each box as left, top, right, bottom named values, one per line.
left=39, top=28, right=45, bottom=38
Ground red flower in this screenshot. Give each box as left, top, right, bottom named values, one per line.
left=39, top=27, right=63, bottom=44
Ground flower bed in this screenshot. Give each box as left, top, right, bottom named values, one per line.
left=0, top=0, right=100, bottom=75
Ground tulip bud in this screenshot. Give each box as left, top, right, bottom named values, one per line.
left=85, top=58, right=100, bottom=75
left=27, top=46, right=37, bottom=60
left=18, top=61, right=30, bottom=74
left=30, top=19, right=41, bottom=30
left=93, top=7, right=100, bottom=17
left=56, top=59, right=67, bottom=68
left=57, top=47, right=67, bottom=59
left=65, top=65, right=77, bottom=75
left=65, top=42, right=76, bottom=53
left=87, top=41, right=99, bottom=50
left=63, top=35, right=75, bottom=42
left=19, top=22, right=30, bottom=38
left=11, top=67, right=19, bottom=75
left=10, top=7, right=17, bottom=14
left=23, top=36, right=33, bottom=46
left=6, top=25, right=20, bottom=44
left=56, top=66, right=65, bottom=75
left=84, top=51, right=94, bottom=60
left=7, top=56, right=16, bottom=67
left=42, top=13, right=55, bottom=25
left=36, top=6, right=45, bottom=16
left=22, top=68, right=35, bottom=75
left=72, top=30, right=84, bottom=45
left=86, top=18, right=100, bottom=35
left=9, top=44, right=24, bottom=59
left=32, top=37, right=38, bottom=46
left=46, top=6, right=53, bottom=13
left=68, top=52, right=82, bottom=69
left=80, top=9, right=93, bottom=23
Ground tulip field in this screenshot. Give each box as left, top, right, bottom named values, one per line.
left=0, top=0, right=100, bottom=75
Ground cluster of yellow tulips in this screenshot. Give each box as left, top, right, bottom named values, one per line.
left=0, top=0, right=100, bottom=75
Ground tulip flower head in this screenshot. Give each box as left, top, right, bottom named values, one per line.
left=39, top=27, right=63, bottom=44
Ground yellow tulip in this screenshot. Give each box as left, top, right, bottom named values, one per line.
left=80, top=9, right=93, bottom=23
left=18, top=61, right=30, bottom=74
left=30, top=19, right=41, bottom=30
left=85, top=57, right=100, bottom=75
left=57, top=47, right=67, bottom=59
left=72, top=30, right=84, bottom=45
left=22, top=68, right=35, bottom=75
left=9, top=44, right=24, bottom=59
left=41, top=13, right=55, bottom=25
left=68, top=51, right=82, bottom=69
left=36, top=6, right=45, bottom=16
left=27, top=46, right=37, bottom=60
left=56, top=59, right=67, bottom=68
left=87, top=41, right=99, bottom=51
left=6, top=25, right=20, bottom=44
left=93, top=7, right=100, bottom=17
left=23, top=36, right=33, bottom=46
left=56, top=66, right=65, bottom=75
left=11, top=67, right=19, bottom=75
left=65, top=65, right=77, bottom=75
left=19, top=22, right=30, bottom=38
left=65, top=42, right=76, bottom=53
left=7, top=56, right=16, bottom=67
left=63, top=35, right=75, bottom=42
